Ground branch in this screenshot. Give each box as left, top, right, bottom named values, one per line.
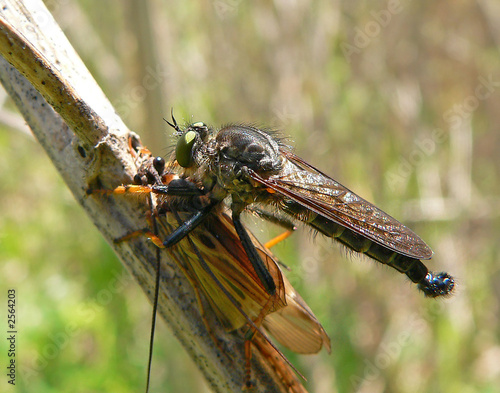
left=0, top=1, right=301, bottom=392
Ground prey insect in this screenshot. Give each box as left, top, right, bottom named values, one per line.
left=89, top=141, right=330, bottom=391
left=167, top=114, right=454, bottom=298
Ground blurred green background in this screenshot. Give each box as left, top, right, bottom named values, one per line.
left=1, top=1, right=499, bottom=392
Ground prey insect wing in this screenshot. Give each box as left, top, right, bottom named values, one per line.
left=263, top=272, right=331, bottom=354
left=158, top=206, right=330, bottom=353
left=157, top=206, right=286, bottom=331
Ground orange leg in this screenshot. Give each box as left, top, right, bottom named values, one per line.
left=128, top=135, right=152, bottom=161
left=244, top=339, right=254, bottom=390
left=264, top=230, right=294, bottom=249
left=87, top=184, right=154, bottom=196
left=114, top=228, right=165, bottom=249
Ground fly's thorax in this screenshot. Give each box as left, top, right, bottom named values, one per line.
left=215, top=125, right=284, bottom=177
left=204, top=125, right=284, bottom=204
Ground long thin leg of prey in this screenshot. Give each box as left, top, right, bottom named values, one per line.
left=146, top=195, right=161, bottom=393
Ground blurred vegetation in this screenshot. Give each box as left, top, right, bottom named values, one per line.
left=1, top=1, right=499, bottom=392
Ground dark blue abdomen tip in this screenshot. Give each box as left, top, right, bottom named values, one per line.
left=417, top=272, right=455, bottom=298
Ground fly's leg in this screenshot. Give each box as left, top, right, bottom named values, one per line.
left=232, top=210, right=277, bottom=295
left=247, top=207, right=297, bottom=231
left=264, top=230, right=294, bottom=250
left=111, top=209, right=164, bottom=247
left=114, top=228, right=165, bottom=248
left=245, top=207, right=296, bottom=270
left=87, top=184, right=155, bottom=197
left=160, top=202, right=217, bottom=248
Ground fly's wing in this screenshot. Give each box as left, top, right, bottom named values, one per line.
left=263, top=272, right=331, bottom=354
left=249, top=150, right=432, bottom=260
left=165, top=209, right=287, bottom=332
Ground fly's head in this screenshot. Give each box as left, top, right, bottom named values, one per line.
left=168, top=115, right=222, bottom=198
left=170, top=115, right=284, bottom=202
left=173, top=121, right=210, bottom=168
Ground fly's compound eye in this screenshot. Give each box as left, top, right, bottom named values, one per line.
left=176, top=130, right=197, bottom=167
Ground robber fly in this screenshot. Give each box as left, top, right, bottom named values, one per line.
left=159, top=113, right=454, bottom=298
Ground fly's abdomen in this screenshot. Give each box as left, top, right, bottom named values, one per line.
left=300, top=211, right=429, bottom=284
left=280, top=197, right=454, bottom=297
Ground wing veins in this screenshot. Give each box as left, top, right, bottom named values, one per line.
left=251, top=153, right=432, bottom=259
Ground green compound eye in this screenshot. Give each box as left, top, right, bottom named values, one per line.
left=176, top=130, right=197, bottom=167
